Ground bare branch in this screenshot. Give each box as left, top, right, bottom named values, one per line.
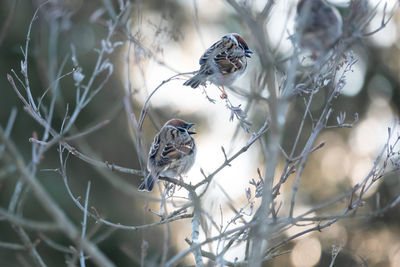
left=0, top=126, right=115, bottom=267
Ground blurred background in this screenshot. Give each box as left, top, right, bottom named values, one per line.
left=0, top=0, right=399, bottom=266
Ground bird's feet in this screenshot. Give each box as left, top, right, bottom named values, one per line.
left=220, top=86, right=228, bottom=99
left=177, top=175, right=184, bottom=190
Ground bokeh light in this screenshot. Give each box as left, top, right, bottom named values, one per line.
left=339, top=54, right=367, bottom=97
left=291, top=237, right=322, bottom=267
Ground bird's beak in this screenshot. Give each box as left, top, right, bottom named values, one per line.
left=187, top=123, right=196, bottom=135
left=245, top=49, right=254, bottom=58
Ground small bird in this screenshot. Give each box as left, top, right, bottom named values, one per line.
left=296, top=0, right=342, bottom=56
left=138, top=119, right=197, bottom=191
left=183, top=33, right=253, bottom=99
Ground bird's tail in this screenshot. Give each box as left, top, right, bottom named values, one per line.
left=138, top=173, right=156, bottom=191
left=183, top=73, right=206, bottom=88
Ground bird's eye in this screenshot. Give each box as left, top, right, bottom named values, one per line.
left=177, top=127, right=186, bottom=133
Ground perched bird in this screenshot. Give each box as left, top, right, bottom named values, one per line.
left=296, top=0, right=342, bottom=56
left=183, top=33, right=253, bottom=99
left=138, top=119, right=197, bottom=191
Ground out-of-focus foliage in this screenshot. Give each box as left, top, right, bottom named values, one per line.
left=0, top=0, right=399, bottom=266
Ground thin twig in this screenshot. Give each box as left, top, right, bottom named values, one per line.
left=0, top=126, right=115, bottom=267
left=80, top=181, right=91, bottom=267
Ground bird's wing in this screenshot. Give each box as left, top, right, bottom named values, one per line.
left=214, top=52, right=243, bottom=74
left=157, top=142, right=182, bottom=166
left=199, top=39, right=243, bottom=76
left=157, top=133, right=195, bottom=166
left=199, top=40, right=220, bottom=66
left=197, top=40, right=220, bottom=76
left=149, top=133, right=160, bottom=158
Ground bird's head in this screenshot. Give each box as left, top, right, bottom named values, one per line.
left=165, top=119, right=196, bottom=135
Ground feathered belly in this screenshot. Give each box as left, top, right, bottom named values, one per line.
left=160, top=150, right=196, bottom=178
left=209, top=67, right=245, bottom=86
left=160, top=158, right=194, bottom=178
